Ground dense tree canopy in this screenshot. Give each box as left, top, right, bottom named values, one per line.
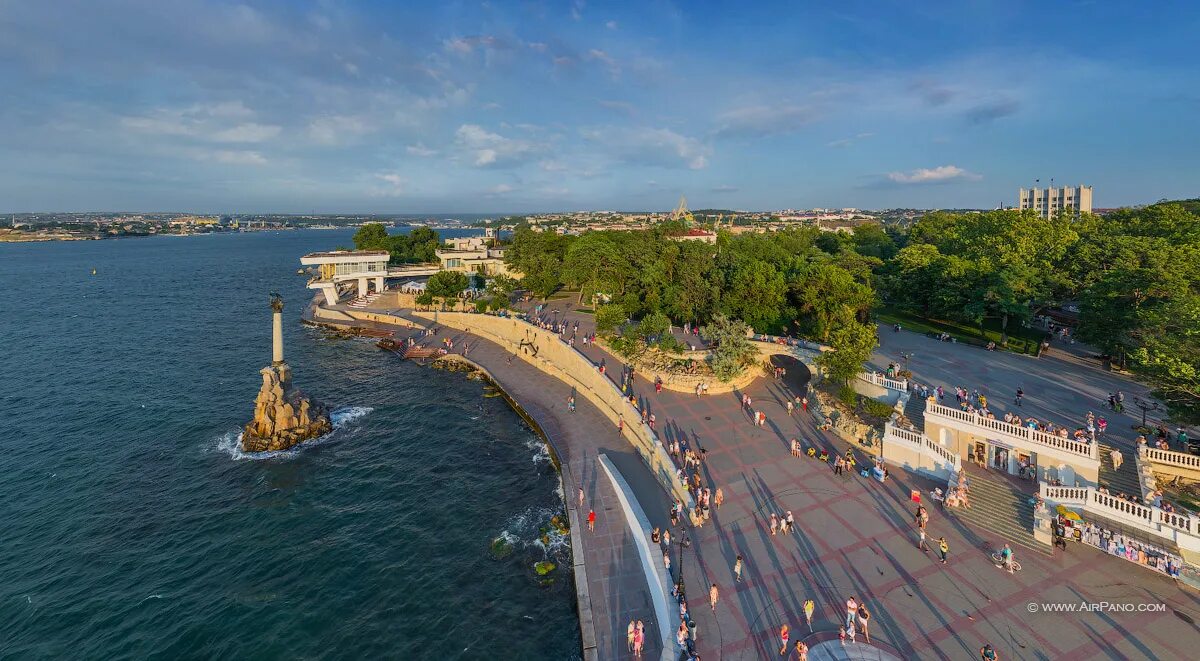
left=352, top=223, right=441, bottom=264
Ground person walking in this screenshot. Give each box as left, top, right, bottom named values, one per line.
left=918, top=527, right=929, bottom=552
left=779, top=625, right=790, bottom=656
left=795, top=640, right=809, bottom=660
left=577, top=487, right=584, bottom=509
left=803, top=599, right=815, bottom=632
left=709, top=583, right=719, bottom=612
left=801, top=396, right=808, bottom=413
left=938, top=537, right=949, bottom=564
left=1015, top=387, right=1024, bottom=406
left=587, top=509, right=596, bottom=532
left=769, top=512, right=779, bottom=536
left=663, top=550, right=671, bottom=575
left=627, top=620, right=636, bottom=652
left=787, top=400, right=795, bottom=417
left=845, top=596, right=858, bottom=630
left=1111, top=448, right=1124, bottom=471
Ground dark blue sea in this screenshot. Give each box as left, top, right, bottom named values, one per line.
left=0, top=230, right=579, bottom=659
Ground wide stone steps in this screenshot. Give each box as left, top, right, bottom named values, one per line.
left=946, top=471, right=1047, bottom=553
left=1098, top=442, right=1142, bottom=498
left=903, top=393, right=925, bottom=430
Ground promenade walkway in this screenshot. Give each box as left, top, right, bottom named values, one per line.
left=323, top=301, right=1200, bottom=659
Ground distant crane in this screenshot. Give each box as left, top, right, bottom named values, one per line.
left=669, top=195, right=694, bottom=226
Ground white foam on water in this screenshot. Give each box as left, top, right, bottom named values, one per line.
left=213, top=406, right=373, bottom=461
left=525, top=438, right=552, bottom=466
left=496, top=505, right=571, bottom=559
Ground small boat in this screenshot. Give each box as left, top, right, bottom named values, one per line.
left=91, top=268, right=97, bottom=275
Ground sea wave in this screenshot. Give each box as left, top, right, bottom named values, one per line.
left=525, top=437, right=552, bottom=466
left=214, top=406, right=373, bottom=461
left=494, top=505, right=571, bottom=558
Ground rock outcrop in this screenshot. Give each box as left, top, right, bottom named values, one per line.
left=241, top=363, right=331, bottom=452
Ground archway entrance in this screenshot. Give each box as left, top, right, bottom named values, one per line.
left=768, top=354, right=812, bottom=394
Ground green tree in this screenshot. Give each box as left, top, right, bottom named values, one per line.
left=817, top=320, right=879, bottom=384
left=638, top=310, right=671, bottom=343
left=594, top=304, right=627, bottom=337
left=702, top=314, right=757, bottom=382
left=352, top=223, right=390, bottom=251
left=562, top=232, right=627, bottom=308
left=427, top=270, right=469, bottom=309
left=504, top=227, right=570, bottom=298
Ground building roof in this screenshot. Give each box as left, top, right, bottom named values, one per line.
left=301, top=250, right=389, bottom=259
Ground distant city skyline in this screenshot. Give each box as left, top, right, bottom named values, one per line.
left=1, top=1, right=1197, bottom=213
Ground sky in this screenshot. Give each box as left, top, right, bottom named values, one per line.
left=1, top=0, right=1198, bottom=214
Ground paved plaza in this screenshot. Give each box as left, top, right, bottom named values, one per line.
left=324, top=300, right=1200, bottom=659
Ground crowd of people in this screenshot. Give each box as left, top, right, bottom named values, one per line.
left=1060, top=518, right=1185, bottom=578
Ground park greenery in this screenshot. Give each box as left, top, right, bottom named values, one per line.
left=352, top=223, right=441, bottom=264
left=500, top=201, right=1200, bottom=423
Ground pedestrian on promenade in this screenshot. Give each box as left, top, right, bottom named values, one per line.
left=801, top=396, right=808, bottom=413
left=627, top=620, right=636, bottom=652
left=839, top=626, right=846, bottom=646
left=791, top=438, right=800, bottom=457
left=663, top=529, right=671, bottom=548
left=1015, top=387, right=1024, bottom=406
left=834, top=456, right=844, bottom=476
left=709, top=583, right=719, bottom=612
left=634, top=621, right=644, bottom=656
left=715, top=487, right=724, bottom=508
left=734, top=555, right=743, bottom=582
left=770, top=513, right=779, bottom=536
left=845, top=596, right=858, bottom=629
left=664, top=550, right=671, bottom=575
left=795, top=640, right=808, bottom=660
left=918, top=527, right=929, bottom=552
left=1111, top=448, right=1124, bottom=471
left=779, top=625, right=790, bottom=656
left=938, top=537, right=949, bottom=564
left=980, top=643, right=998, bottom=660
left=577, top=487, right=584, bottom=509
left=588, top=509, right=596, bottom=532
left=786, top=510, right=795, bottom=533
left=787, top=400, right=795, bottom=416
left=803, top=599, right=815, bottom=632
left=857, top=602, right=871, bottom=643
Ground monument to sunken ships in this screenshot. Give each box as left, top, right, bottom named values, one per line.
left=242, top=295, right=331, bottom=452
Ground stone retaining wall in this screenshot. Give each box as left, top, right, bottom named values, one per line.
left=414, top=311, right=692, bottom=507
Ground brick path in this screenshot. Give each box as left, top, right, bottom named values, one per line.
left=329, top=301, right=1200, bottom=659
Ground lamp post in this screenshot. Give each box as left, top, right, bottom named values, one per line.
left=1133, top=396, right=1162, bottom=429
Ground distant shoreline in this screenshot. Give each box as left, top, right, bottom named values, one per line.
left=0, top=225, right=479, bottom=245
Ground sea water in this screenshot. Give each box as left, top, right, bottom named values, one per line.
left=0, top=230, right=579, bottom=659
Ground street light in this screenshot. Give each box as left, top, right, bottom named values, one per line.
left=1133, top=396, right=1162, bottom=428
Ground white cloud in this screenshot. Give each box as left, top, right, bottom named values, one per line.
left=210, top=123, right=282, bottom=143
left=406, top=143, right=437, bottom=157
left=455, top=124, right=540, bottom=168
left=372, top=172, right=406, bottom=196
left=487, top=183, right=513, bottom=194
left=201, top=149, right=267, bottom=165
left=571, top=0, right=586, bottom=21
left=307, top=115, right=374, bottom=145
left=715, top=104, right=817, bottom=138
left=711, top=184, right=738, bottom=193
left=827, top=132, right=874, bottom=148
left=605, top=20, right=618, bottom=30
left=886, top=165, right=981, bottom=184
left=586, top=49, right=620, bottom=78
left=582, top=126, right=710, bottom=170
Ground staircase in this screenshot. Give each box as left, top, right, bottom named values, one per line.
left=903, top=394, right=926, bottom=430
left=1098, top=442, right=1142, bottom=498
left=946, top=469, right=1046, bottom=553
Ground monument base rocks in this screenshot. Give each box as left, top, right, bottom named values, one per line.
left=241, top=363, right=332, bottom=452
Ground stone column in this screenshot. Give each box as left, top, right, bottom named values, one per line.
left=271, top=295, right=284, bottom=365
left=358, top=277, right=368, bottom=297
left=374, top=276, right=385, bottom=293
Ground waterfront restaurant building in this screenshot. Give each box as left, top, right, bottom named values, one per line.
left=300, top=250, right=390, bottom=304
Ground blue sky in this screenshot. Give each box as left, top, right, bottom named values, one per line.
left=1, top=0, right=1197, bottom=213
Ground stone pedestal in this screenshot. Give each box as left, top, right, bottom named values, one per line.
left=241, top=363, right=331, bottom=452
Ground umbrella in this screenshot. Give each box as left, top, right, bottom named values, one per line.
left=1055, top=505, right=1082, bottom=521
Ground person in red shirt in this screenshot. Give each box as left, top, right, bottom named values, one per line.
left=588, top=509, right=596, bottom=532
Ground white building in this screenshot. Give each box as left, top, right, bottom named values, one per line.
left=300, top=250, right=390, bottom=304
left=1018, top=185, right=1093, bottom=219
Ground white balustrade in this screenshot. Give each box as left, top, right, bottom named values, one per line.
left=884, top=423, right=961, bottom=471
left=1040, top=482, right=1200, bottom=547
left=1144, top=447, right=1200, bottom=471
left=857, top=371, right=909, bottom=392
left=925, top=401, right=1098, bottom=460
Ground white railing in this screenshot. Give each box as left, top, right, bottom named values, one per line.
left=1143, top=447, right=1200, bottom=471
left=925, top=401, right=1098, bottom=460
left=884, top=423, right=961, bottom=471
left=1040, top=483, right=1200, bottom=541
left=857, top=371, right=909, bottom=392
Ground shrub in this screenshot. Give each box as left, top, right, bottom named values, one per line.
left=837, top=384, right=858, bottom=409
left=862, top=398, right=896, bottom=419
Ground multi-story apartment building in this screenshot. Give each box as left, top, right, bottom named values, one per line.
left=1018, top=185, right=1093, bottom=218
